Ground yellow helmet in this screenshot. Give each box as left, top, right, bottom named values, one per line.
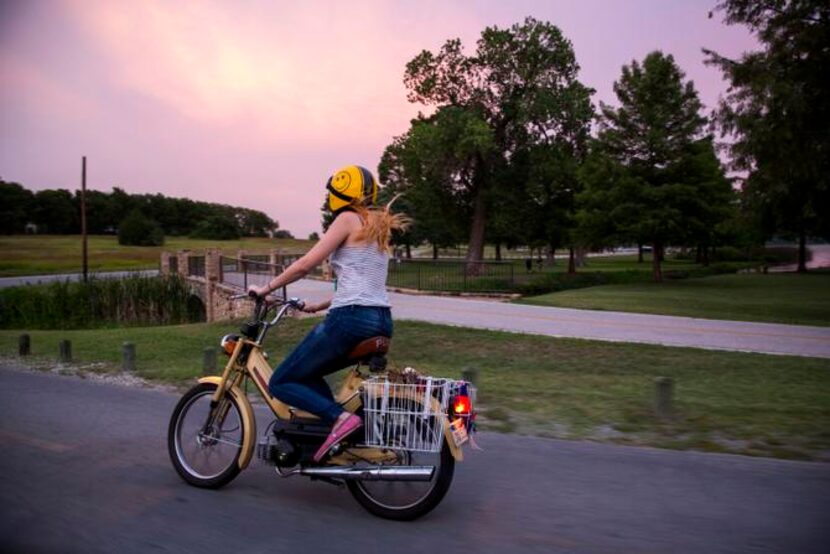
left=326, top=165, right=378, bottom=212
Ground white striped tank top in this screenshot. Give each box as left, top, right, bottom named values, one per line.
left=329, top=243, right=390, bottom=309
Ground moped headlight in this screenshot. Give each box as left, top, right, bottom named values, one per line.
left=220, top=334, right=240, bottom=356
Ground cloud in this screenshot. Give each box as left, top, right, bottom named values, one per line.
left=69, top=0, right=425, bottom=148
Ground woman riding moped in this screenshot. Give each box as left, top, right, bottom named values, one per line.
left=248, top=165, right=408, bottom=462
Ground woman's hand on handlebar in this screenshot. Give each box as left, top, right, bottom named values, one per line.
left=247, top=284, right=269, bottom=298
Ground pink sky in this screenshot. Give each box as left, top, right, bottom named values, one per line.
left=0, top=0, right=756, bottom=237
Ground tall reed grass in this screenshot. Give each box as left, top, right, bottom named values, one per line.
left=0, top=274, right=201, bottom=330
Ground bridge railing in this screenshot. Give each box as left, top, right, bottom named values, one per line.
left=187, top=256, right=206, bottom=278
left=219, top=256, right=287, bottom=297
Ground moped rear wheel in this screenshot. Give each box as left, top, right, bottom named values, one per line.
left=168, top=382, right=245, bottom=489
left=346, top=409, right=455, bottom=521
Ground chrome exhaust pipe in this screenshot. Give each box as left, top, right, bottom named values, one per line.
left=288, top=465, right=435, bottom=482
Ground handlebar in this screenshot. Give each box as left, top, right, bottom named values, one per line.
left=226, top=290, right=307, bottom=344
left=229, top=291, right=305, bottom=313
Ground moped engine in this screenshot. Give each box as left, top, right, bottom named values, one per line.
left=257, top=434, right=300, bottom=467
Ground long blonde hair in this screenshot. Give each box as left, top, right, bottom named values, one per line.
left=351, top=195, right=410, bottom=252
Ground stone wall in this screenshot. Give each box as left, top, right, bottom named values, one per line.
left=161, top=248, right=311, bottom=323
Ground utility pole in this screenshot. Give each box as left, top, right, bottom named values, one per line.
left=81, top=156, right=88, bottom=283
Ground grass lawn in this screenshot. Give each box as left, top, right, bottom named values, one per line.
left=519, top=273, right=830, bottom=327
left=2, top=318, right=828, bottom=460
left=0, top=235, right=313, bottom=277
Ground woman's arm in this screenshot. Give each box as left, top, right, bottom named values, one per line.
left=248, top=212, right=359, bottom=297
left=301, top=298, right=332, bottom=313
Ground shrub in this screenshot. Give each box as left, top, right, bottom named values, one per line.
left=516, top=272, right=613, bottom=296
left=0, top=274, right=200, bottom=330
left=118, top=210, right=164, bottom=246
left=516, top=264, right=752, bottom=295
left=755, top=246, right=803, bottom=265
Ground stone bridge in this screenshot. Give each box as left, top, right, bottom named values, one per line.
left=160, top=249, right=327, bottom=322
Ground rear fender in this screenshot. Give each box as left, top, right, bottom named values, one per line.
left=198, top=376, right=256, bottom=470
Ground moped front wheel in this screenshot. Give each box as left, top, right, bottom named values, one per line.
left=168, top=382, right=245, bottom=488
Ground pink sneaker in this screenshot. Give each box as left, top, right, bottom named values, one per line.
left=313, top=414, right=362, bottom=462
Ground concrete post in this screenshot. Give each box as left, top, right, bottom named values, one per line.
left=269, top=249, right=282, bottom=276
left=176, top=250, right=191, bottom=277
left=655, top=377, right=674, bottom=419
left=122, top=342, right=136, bottom=372
left=19, top=334, right=31, bottom=356
left=205, top=248, right=221, bottom=282
left=322, top=257, right=332, bottom=281
left=59, top=340, right=72, bottom=363
left=461, top=366, right=479, bottom=387
left=160, top=252, right=173, bottom=276
left=203, top=347, right=217, bottom=375
left=205, top=280, right=216, bottom=323
left=237, top=250, right=249, bottom=290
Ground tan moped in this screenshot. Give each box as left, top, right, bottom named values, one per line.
left=167, top=295, right=476, bottom=520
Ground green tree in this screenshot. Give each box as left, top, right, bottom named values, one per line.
left=109, top=187, right=134, bottom=226
left=402, top=17, right=594, bottom=265
left=705, top=0, right=830, bottom=271
left=577, top=52, right=721, bottom=281
left=118, top=210, right=164, bottom=246
left=0, top=180, right=34, bottom=234
left=33, top=189, right=78, bottom=234
left=190, top=213, right=241, bottom=240
left=238, top=209, right=277, bottom=237
left=78, top=190, right=116, bottom=234
left=379, top=108, right=485, bottom=259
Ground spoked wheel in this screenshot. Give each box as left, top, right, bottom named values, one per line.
left=346, top=411, right=455, bottom=521
left=168, top=382, right=245, bottom=488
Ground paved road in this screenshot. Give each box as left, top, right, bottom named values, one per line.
left=286, top=279, right=830, bottom=359
left=4, top=267, right=829, bottom=359
left=1, top=365, right=828, bottom=553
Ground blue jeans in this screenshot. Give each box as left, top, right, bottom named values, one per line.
left=269, top=305, right=393, bottom=423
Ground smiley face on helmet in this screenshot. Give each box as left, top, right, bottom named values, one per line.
left=326, top=165, right=378, bottom=213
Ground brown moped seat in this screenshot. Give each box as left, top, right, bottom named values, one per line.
left=346, top=336, right=390, bottom=363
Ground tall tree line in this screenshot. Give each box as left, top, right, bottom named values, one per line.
left=705, top=0, right=829, bottom=272
left=372, top=10, right=828, bottom=279
left=0, top=181, right=279, bottom=237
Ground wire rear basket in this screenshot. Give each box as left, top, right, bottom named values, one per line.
left=361, top=375, right=475, bottom=453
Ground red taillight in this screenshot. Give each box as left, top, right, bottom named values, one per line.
left=452, top=395, right=472, bottom=415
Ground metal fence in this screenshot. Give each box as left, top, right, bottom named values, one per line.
left=387, top=259, right=517, bottom=293
left=214, top=255, right=518, bottom=294
left=219, top=256, right=281, bottom=290
left=219, top=257, right=294, bottom=300
left=188, top=256, right=205, bottom=278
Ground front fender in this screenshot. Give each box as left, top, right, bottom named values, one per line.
left=198, top=376, right=257, bottom=470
